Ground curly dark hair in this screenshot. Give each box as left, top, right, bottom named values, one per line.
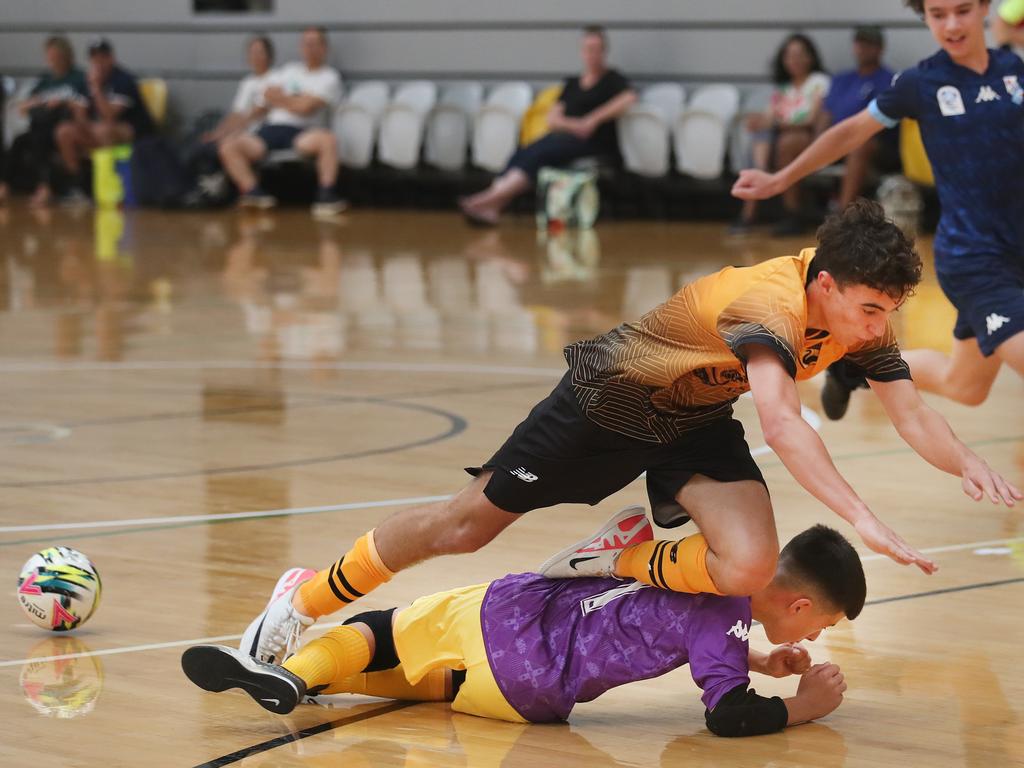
left=812, top=199, right=922, bottom=300
left=772, top=33, right=826, bottom=85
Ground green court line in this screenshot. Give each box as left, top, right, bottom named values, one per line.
left=2, top=433, right=1021, bottom=550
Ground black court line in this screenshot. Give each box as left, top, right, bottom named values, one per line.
left=864, top=575, right=1024, bottom=607
left=194, top=575, right=1024, bottom=767
left=192, top=701, right=417, bottom=768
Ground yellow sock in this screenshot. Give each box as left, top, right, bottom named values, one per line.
left=615, top=534, right=723, bottom=595
left=297, top=529, right=394, bottom=619
left=323, top=665, right=449, bottom=701
left=282, top=625, right=371, bottom=690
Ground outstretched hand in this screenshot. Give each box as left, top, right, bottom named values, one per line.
left=960, top=452, right=1022, bottom=507
left=854, top=516, right=937, bottom=574
left=731, top=169, right=783, bottom=200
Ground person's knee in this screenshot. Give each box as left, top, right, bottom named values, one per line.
left=218, top=137, right=238, bottom=159
left=950, top=379, right=993, bottom=406
left=714, top=549, right=778, bottom=594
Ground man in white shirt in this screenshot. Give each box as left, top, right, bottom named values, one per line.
left=218, top=27, right=346, bottom=217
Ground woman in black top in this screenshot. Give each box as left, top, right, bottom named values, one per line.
left=459, top=26, right=636, bottom=226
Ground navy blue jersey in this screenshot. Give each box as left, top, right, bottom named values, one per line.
left=868, top=48, right=1024, bottom=265
left=89, top=66, right=155, bottom=137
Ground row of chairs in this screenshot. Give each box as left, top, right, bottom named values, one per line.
left=333, top=80, right=532, bottom=173
left=334, top=79, right=750, bottom=180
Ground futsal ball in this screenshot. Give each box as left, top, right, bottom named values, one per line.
left=16, top=547, right=102, bottom=631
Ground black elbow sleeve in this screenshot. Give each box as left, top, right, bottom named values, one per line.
left=705, top=683, right=789, bottom=737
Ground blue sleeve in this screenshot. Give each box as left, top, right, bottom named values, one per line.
left=871, top=67, right=919, bottom=126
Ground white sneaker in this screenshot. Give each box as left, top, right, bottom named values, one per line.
left=240, top=567, right=317, bottom=663
left=537, top=506, right=653, bottom=579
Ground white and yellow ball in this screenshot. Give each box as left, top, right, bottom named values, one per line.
left=16, top=547, right=102, bottom=631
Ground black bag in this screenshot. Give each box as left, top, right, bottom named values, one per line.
left=130, top=135, right=189, bottom=208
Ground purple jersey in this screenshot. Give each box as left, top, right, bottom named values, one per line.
left=480, top=572, right=751, bottom=722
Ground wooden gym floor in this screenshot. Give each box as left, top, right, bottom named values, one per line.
left=0, top=204, right=1021, bottom=767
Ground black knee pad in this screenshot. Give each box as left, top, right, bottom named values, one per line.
left=344, top=607, right=399, bottom=672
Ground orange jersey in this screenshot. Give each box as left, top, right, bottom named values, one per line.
left=566, top=249, right=910, bottom=443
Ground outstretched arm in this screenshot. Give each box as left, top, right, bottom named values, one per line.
left=869, top=378, right=1021, bottom=505
left=745, top=345, right=936, bottom=573
left=732, top=108, right=884, bottom=200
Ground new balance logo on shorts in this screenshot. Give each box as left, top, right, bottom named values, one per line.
left=986, top=313, right=1011, bottom=335
left=976, top=85, right=1001, bottom=103
left=510, top=467, right=539, bottom=482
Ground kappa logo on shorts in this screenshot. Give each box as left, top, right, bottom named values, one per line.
left=986, top=313, right=1011, bottom=335
left=510, top=466, right=539, bottom=482
left=726, top=620, right=750, bottom=642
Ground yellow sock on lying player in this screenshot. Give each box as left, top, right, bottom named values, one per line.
left=283, top=625, right=371, bottom=689
left=614, top=533, right=724, bottom=595
left=323, top=666, right=449, bottom=701
left=297, top=529, right=395, bottom=620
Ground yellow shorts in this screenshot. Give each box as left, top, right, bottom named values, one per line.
left=393, top=582, right=526, bottom=723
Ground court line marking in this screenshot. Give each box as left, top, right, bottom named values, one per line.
left=191, top=701, right=419, bottom=768
left=4, top=535, right=1023, bottom=670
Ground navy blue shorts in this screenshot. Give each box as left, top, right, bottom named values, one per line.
left=255, top=124, right=303, bottom=151
left=936, top=254, right=1024, bottom=356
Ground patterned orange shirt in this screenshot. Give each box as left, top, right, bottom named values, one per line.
left=565, top=248, right=910, bottom=443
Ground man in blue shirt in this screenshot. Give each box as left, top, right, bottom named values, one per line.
left=818, top=26, right=899, bottom=210
left=733, top=0, right=1024, bottom=417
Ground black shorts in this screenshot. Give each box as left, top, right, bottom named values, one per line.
left=256, top=124, right=303, bottom=151
left=466, top=374, right=766, bottom=526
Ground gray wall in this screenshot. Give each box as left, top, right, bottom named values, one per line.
left=0, top=1, right=966, bottom=131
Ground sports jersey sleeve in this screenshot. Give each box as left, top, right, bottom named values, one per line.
left=232, top=77, right=256, bottom=114
left=717, top=279, right=805, bottom=378
left=869, top=68, right=919, bottom=127
left=686, top=598, right=752, bottom=711
left=842, top=321, right=911, bottom=382
left=307, top=69, right=342, bottom=107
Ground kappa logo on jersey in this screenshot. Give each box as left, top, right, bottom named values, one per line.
left=986, top=313, right=1011, bottom=335
left=510, top=467, right=539, bottom=482
left=726, top=620, right=750, bottom=642
left=937, top=85, right=966, bottom=116
left=975, top=85, right=1001, bottom=104
left=1004, top=75, right=1024, bottom=105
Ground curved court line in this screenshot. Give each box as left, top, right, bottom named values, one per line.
left=0, top=398, right=466, bottom=488
left=4, top=567, right=1023, bottom=670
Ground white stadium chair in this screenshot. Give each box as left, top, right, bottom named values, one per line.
left=674, top=84, right=741, bottom=179
left=334, top=81, right=390, bottom=169
left=424, top=82, right=484, bottom=171
left=617, top=82, right=685, bottom=177
left=378, top=80, right=438, bottom=170
left=471, top=81, right=532, bottom=172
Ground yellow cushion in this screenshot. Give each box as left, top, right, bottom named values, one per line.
left=138, top=78, right=167, bottom=127
left=899, top=118, right=934, bottom=187
left=520, top=84, right=564, bottom=145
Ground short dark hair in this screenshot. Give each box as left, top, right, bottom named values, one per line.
left=249, top=34, right=275, bottom=64
left=582, top=25, right=608, bottom=47
left=773, top=33, right=826, bottom=85
left=812, top=198, right=922, bottom=300
left=778, top=525, right=866, bottom=620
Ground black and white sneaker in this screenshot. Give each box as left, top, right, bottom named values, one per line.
left=181, top=644, right=307, bottom=715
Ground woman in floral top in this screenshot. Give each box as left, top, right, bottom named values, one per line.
left=734, top=34, right=830, bottom=236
